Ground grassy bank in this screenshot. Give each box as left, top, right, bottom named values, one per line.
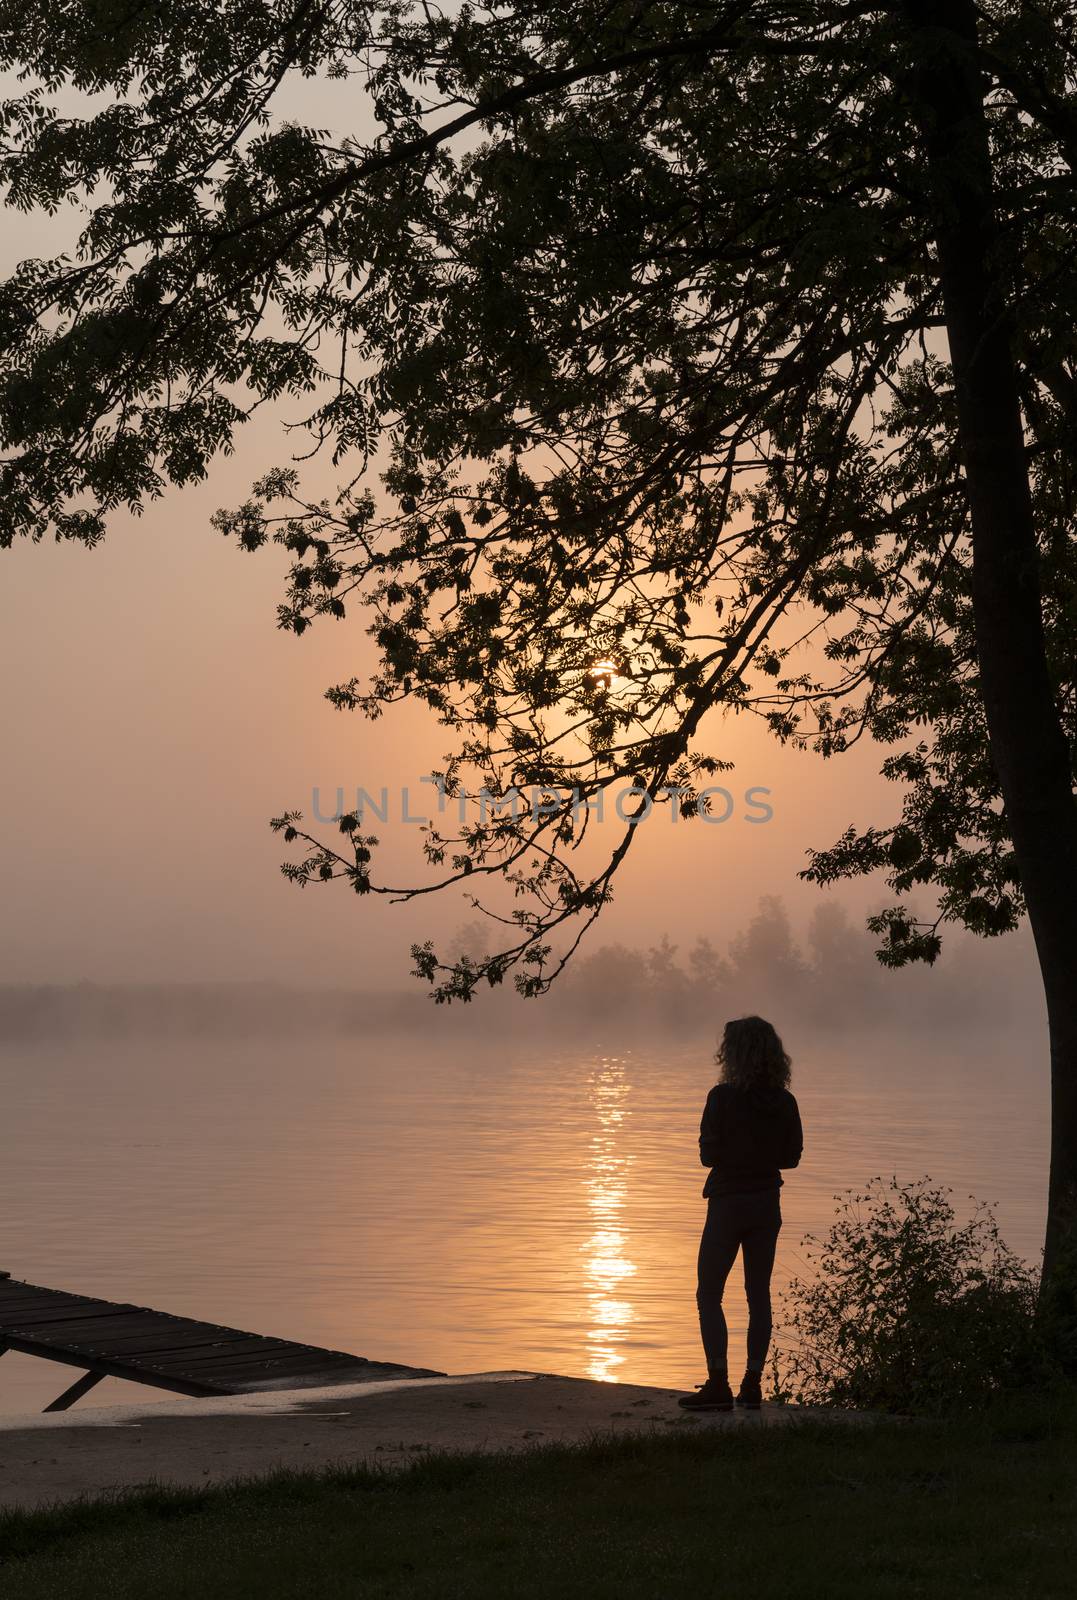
left=1, top=1395, right=1075, bottom=1599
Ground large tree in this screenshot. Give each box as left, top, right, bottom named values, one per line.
left=1, top=1, right=1075, bottom=1279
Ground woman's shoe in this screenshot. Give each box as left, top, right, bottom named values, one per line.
left=735, top=1371, right=763, bottom=1409
left=677, top=1375, right=734, bottom=1411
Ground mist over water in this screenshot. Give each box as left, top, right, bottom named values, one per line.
left=0, top=1013, right=1047, bottom=1415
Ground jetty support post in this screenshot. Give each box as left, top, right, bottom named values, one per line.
left=43, top=1368, right=107, bottom=1412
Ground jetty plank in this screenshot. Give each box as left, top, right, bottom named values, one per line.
left=0, top=1275, right=442, bottom=1411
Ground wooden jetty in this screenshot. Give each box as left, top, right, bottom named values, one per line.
left=0, top=1271, right=443, bottom=1412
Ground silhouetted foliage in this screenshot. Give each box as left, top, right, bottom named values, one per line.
left=0, top=3, right=1073, bottom=1003
left=772, top=1178, right=1048, bottom=1414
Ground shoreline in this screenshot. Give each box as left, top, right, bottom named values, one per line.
left=0, top=1371, right=870, bottom=1513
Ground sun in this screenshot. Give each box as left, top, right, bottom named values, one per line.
left=587, top=659, right=618, bottom=690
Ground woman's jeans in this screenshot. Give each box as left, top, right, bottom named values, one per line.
left=696, top=1189, right=782, bottom=1375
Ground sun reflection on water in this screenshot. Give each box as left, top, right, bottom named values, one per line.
left=582, top=1057, right=637, bottom=1380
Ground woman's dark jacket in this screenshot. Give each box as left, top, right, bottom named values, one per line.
left=699, top=1082, right=803, bottom=1198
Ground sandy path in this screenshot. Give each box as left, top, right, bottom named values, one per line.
left=0, top=1372, right=855, bottom=1512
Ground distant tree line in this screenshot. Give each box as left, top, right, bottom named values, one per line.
left=0, top=897, right=1035, bottom=1044
left=448, top=898, right=1037, bottom=1035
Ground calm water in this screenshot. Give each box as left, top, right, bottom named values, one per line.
left=0, top=1030, right=1049, bottom=1413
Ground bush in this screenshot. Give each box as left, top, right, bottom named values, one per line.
left=771, top=1177, right=1047, bottom=1414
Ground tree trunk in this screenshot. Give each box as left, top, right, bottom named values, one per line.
left=903, top=0, right=1077, bottom=1290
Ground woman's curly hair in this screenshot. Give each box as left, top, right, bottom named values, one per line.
left=716, top=1015, right=791, bottom=1093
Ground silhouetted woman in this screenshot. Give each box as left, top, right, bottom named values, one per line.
left=679, top=1016, right=803, bottom=1412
